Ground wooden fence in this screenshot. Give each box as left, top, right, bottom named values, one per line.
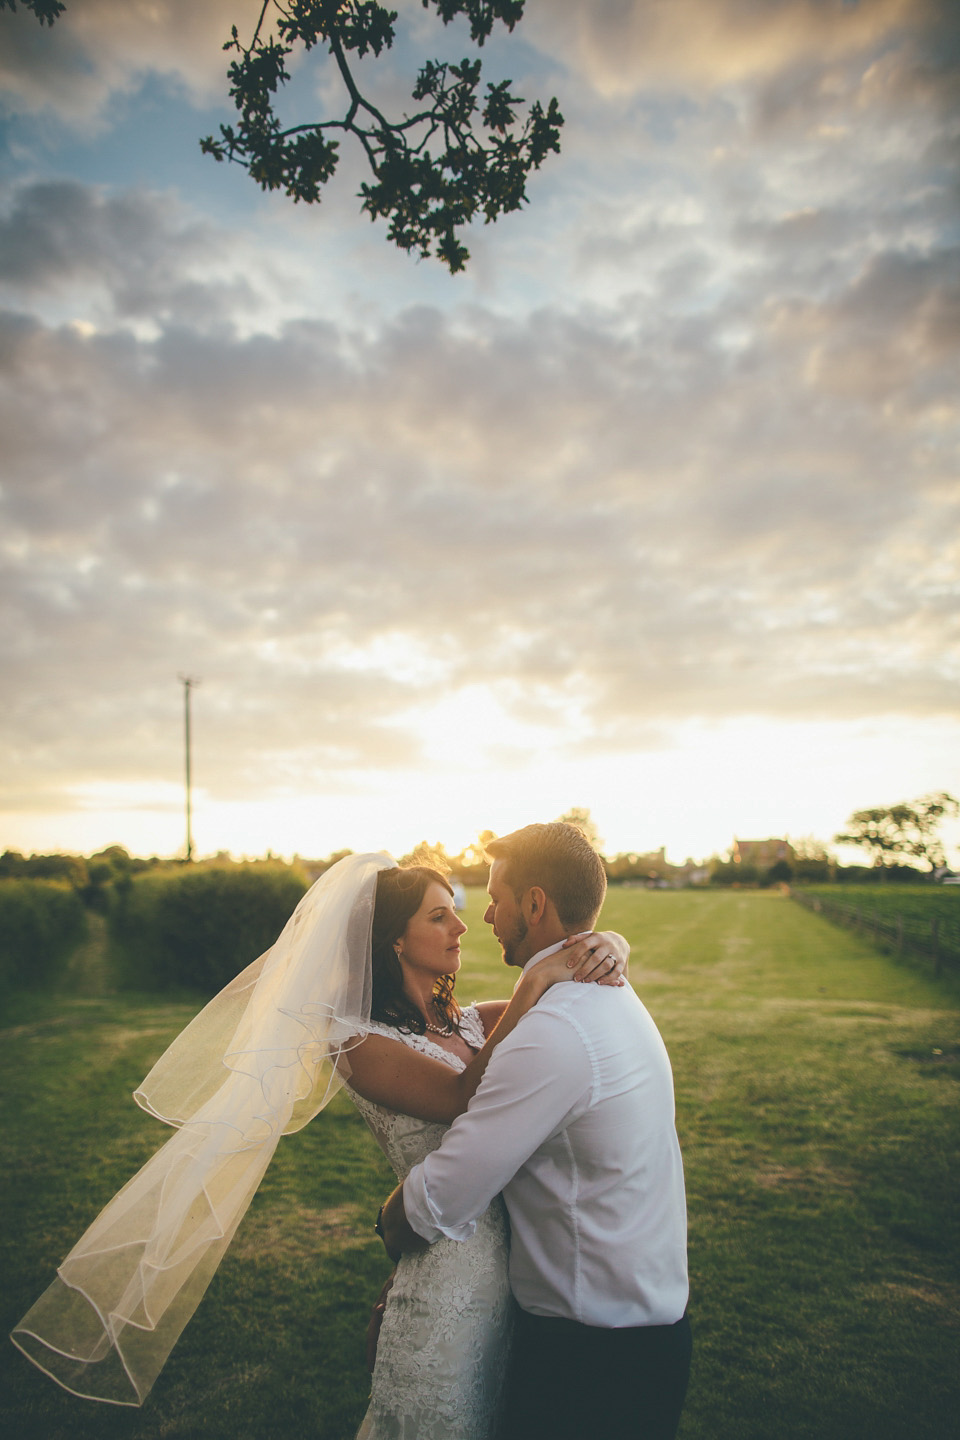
left=790, top=889, right=960, bottom=975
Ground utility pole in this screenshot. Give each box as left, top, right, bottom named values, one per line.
left=178, top=675, right=200, bottom=861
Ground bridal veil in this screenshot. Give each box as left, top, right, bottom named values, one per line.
left=11, top=851, right=396, bottom=1405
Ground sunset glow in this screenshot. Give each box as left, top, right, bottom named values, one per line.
left=1, top=1, right=957, bottom=868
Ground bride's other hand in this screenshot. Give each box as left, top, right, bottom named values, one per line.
left=366, top=1271, right=395, bottom=1373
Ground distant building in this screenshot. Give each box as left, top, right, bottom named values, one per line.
left=680, top=863, right=711, bottom=887
left=635, top=846, right=668, bottom=880
left=605, top=848, right=710, bottom=887
left=606, top=847, right=670, bottom=884
left=732, top=838, right=795, bottom=870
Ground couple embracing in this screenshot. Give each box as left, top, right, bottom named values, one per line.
left=13, top=823, right=690, bottom=1439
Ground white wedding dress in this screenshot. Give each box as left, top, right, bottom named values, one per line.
left=345, top=1006, right=514, bottom=1440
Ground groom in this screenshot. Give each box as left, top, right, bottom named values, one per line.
left=378, top=822, right=691, bottom=1440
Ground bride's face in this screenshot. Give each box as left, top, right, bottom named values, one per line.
left=398, top=881, right=467, bottom=982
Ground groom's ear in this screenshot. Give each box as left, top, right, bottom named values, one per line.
left=522, top=885, right=548, bottom=928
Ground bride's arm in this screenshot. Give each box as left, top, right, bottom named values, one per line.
left=474, top=928, right=630, bottom=1036
left=343, top=933, right=628, bottom=1126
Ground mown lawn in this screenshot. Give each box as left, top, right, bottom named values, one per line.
left=1, top=889, right=957, bottom=1440
left=796, top=884, right=960, bottom=971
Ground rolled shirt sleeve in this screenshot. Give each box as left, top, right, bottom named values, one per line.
left=403, top=1007, right=594, bottom=1243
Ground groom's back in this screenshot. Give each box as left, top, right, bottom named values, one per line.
left=500, top=981, right=688, bottom=1327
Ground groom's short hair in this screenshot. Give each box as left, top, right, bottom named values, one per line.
left=486, top=822, right=607, bottom=930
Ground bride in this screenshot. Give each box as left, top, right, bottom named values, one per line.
left=11, top=851, right=627, bottom=1434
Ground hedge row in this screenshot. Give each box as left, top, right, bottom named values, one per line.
left=0, top=880, right=87, bottom=995
left=109, top=864, right=310, bottom=994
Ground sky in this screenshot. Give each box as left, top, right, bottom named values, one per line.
left=1, top=0, right=958, bottom=867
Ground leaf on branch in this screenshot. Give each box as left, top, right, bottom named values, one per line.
left=0, top=0, right=65, bottom=24
left=204, top=0, right=563, bottom=271
left=278, top=0, right=399, bottom=59
left=429, top=0, right=525, bottom=46
left=10, top=0, right=564, bottom=269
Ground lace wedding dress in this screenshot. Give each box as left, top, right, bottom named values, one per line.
left=345, top=1006, right=514, bottom=1440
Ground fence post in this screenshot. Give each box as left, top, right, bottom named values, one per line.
left=930, top=918, right=941, bottom=977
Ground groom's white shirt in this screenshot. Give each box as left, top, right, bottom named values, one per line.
left=403, top=941, right=689, bottom=1327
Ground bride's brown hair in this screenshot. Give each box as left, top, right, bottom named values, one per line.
left=371, top=865, right=462, bottom=1035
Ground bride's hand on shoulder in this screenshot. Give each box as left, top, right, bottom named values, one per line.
left=522, top=931, right=629, bottom=997
left=562, top=930, right=630, bottom=985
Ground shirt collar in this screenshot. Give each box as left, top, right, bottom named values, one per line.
left=520, top=934, right=588, bottom=975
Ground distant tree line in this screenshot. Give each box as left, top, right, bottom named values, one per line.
left=834, top=793, right=958, bottom=874
left=3, top=794, right=957, bottom=1000
left=0, top=843, right=156, bottom=900
left=1, top=788, right=955, bottom=994
left=0, top=847, right=311, bottom=995
left=4, top=785, right=956, bottom=916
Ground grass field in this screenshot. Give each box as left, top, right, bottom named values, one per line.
left=796, top=884, right=960, bottom=971
left=2, top=889, right=958, bottom=1440
left=798, top=884, right=960, bottom=930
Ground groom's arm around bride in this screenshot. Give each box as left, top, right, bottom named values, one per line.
left=379, top=823, right=691, bottom=1440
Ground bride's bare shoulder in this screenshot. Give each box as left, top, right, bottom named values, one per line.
left=473, top=1000, right=510, bottom=1038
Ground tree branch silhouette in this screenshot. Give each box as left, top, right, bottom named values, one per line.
left=2, top=0, right=564, bottom=273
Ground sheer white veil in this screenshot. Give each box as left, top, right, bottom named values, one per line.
left=11, top=851, right=396, bottom=1406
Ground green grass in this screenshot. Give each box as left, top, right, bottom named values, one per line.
left=795, top=884, right=960, bottom=972
left=804, top=881, right=960, bottom=927
left=799, top=885, right=960, bottom=924
left=2, top=889, right=958, bottom=1439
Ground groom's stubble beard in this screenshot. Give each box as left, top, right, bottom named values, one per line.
left=502, top=912, right=528, bottom=968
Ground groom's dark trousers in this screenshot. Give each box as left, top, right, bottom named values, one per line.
left=499, top=1308, right=692, bottom=1440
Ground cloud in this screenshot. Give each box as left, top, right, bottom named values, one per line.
left=799, top=247, right=960, bottom=403
left=1, top=177, right=956, bottom=812
left=0, top=0, right=261, bottom=119
left=529, top=0, right=955, bottom=98
left=0, top=3, right=957, bottom=829
left=0, top=179, right=260, bottom=326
